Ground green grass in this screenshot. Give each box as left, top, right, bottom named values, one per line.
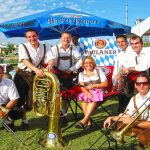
left=0, top=98, right=150, bottom=150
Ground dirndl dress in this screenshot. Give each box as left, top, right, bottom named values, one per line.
left=77, top=89, right=103, bottom=103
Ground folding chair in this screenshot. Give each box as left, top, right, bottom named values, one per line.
left=61, top=86, right=83, bottom=132
left=60, top=66, right=117, bottom=129
left=88, top=66, right=121, bottom=150
left=96, top=66, right=120, bottom=117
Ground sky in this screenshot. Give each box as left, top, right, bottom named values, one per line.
left=0, top=0, right=150, bottom=45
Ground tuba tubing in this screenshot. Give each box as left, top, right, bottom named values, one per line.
left=33, top=69, right=66, bottom=148
left=112, top=97, right=150, bottom=143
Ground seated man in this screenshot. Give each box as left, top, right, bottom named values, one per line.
left=0, top=65, right=24, bottom=132
left=103, top=73, right=150, bottom=148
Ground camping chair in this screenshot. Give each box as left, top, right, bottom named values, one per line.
left=88, top=66, right=123, bottom=150
left=96, top=66, right=120, bottom=117
left=61, top=66, right=121, bottom=132
left=61, top=66, right=120, bottom=148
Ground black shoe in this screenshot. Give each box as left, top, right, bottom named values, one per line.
left=20, top=122, right=29, bottom=130
left=60, top=111, right=67, bottom=117
left=134, top=143, right=145, bottom=150
left=61, top=116, right=68, bottom=125
left=4, top=123, right=16, bottom=132
left=75, top=122, right=86, bottom=129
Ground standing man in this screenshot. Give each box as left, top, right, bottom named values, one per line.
left=112, top=34, right=135, bottom=113
left=0, top=65, right=23, bottom=132
left=51, top=31, right=81, bottom=119
left=127, top=35, right=150, bottom=73
left=14, top=29, right=55, bottom=128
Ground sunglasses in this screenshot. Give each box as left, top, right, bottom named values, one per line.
left=135, top=82, right=149, bottom=86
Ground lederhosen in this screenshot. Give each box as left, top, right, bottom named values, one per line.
left=14, top=44, right=46, bottom=111
left=55, top=45, right=74, bottom=90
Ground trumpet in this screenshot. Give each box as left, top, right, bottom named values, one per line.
left=89, top=97, right=150, bottom=150
left=0, top=105, right=26, bottom=145
left=0, top=105, right=10, bottom=118
left=112, top=97, right=150, bottom=144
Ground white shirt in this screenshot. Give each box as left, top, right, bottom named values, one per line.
left=112, top=46, right=135, bottom=85
left=128, top=47, right=150, bottom=72
left=125, top=90, right=150, bottom=121
left=51, top=44, right=81, bottom=71
left=78, top=68, right=107, bottom=84
left=18, top=43, right=55, bottom=71
left=0, top=78, right=20, bottom=105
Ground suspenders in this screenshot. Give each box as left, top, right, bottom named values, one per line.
left=133, top=96, right=140, bottom=115
left=133, top=95, right=150, bottom=120
left=22, top=43, right=46, bottom=69
left=56, top=45, right=72, bottom=68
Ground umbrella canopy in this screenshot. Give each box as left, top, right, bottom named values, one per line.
left=131, top=17, right=150, bottom=37
left=0, top=7, right=131, bottom=40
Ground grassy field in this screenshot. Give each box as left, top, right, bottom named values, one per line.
left=0, top=97, right=150, bottom=150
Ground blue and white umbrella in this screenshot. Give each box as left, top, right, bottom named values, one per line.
left=0, top=7, right=131, bottom=40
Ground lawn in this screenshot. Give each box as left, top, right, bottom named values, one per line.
left=0, top=97, right=150, bottom=150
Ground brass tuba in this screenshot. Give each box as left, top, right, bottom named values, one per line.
left=112, top=98, right=150, bottom=144
left=33, top=69, right=66, bottom=148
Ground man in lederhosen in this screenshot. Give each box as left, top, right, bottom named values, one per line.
left=0, top=65, right=24, bottom=132
left=14, top=29, right=55, bottom=129
left=51, top=32, right=82, bottom=122
left=104, top=73, right=150, bottom=149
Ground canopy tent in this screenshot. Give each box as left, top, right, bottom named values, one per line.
left=0, top=7, right=131, bottom=40
left=131, top=16, right=150, bottom=37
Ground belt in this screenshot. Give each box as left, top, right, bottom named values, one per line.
left=17, top=68, right=32, bottom=73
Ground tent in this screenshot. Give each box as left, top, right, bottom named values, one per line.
left=0, top=7, right=131, bottom=40
left=131, top=16, right=150, bottom=37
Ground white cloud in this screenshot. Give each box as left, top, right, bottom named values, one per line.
left=0, top=0, right=42, bottom=23
left=0, top=0, right=86, bottom=44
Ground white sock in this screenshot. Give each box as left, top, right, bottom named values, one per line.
left=3, top=117, right=13, bottom=124
left=62, top=109, right=67, bottom=114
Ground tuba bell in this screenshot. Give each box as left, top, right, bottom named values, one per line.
left=33, top=69, right=66, bottom=148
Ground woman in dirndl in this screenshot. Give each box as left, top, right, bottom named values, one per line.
left=76, top=56, right=108, bottom=128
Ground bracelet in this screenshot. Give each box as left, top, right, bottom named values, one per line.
left=85, top=86, right=88, bottom=89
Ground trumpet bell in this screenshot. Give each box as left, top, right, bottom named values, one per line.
left=111, top=130, right=125, bottom=144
